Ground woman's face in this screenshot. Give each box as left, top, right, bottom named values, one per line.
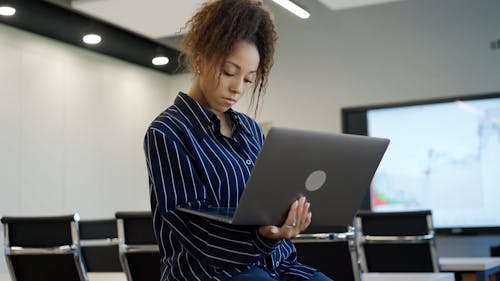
left=195, top=41, right=260, bottom=115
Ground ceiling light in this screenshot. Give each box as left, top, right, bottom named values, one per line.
left=317, top=0, right=407, bottom=11
left=0, top=6, right=16, bottom=16
left=152, top=56, right=169, bottom=66
left=272, top=0, right=310, bottom=19
left=82, top=33, right=101, bottom=45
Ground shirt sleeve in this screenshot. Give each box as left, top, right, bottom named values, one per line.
left=144, top=127, right=279, bottom=268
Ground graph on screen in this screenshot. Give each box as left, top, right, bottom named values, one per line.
left=366, top=98, right=500, bottom=228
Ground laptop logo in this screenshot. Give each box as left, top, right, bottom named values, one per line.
left=305, top=170, right=327, bottom=191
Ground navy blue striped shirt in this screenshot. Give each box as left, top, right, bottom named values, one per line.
left=144, top=92, right=316, bottom=281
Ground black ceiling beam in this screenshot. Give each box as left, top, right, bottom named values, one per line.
left=0, top=0, right=185, bottom=75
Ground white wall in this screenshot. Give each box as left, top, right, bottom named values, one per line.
left=0, top=23, right=181, bottom=272
left=171, top=0, right=500, bottom=132
left=260, top=0, right=500, bottom=132
left=0, top=24, right=177, bottom=218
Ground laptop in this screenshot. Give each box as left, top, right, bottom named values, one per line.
left=177, top=127, right=389, bottom=227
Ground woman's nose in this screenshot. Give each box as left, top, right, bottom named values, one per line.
left=230, top=78, right=244, bottom=94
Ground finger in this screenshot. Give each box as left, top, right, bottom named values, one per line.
left=300, top=202, right=310, bottom=226
left=284, top=199, right=299, bottom=228
left=300, top=212, right=312, bottom=232
left=286, top=197, right=308, bottom=237
left=294, top=197, right=306, bottom=228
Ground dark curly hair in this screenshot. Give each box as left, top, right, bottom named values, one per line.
left=180, top=0, right=278, bottom=115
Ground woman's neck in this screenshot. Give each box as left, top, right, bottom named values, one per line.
left=218, top=111, right=233, bottom=138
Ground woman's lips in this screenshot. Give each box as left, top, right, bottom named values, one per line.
left=223, top=97, right=236, bottom=105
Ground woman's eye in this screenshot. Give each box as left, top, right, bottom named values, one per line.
left=223, top=69, right=254, bottom=84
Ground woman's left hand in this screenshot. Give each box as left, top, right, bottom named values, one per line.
left=258, top=196, right=312, bottom=240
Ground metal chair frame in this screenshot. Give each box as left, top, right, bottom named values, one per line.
left=355, top=211, right=439, bottom=273
left=116, top=212, right=159, bottom=281
left=2, top=214, right=88, bottom=281
left=294, top=227, right=362, bottom=281
left=79, top=219, right=122, bottom=272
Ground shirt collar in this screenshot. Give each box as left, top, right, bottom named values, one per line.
left=226, top=108, right=252, bottom=136
left=174, top=92, right=251, bottom=138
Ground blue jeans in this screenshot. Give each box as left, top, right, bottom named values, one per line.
left=229, top=266, right=333, bottom=281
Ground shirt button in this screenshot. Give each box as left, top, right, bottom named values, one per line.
left=245, top=160, right=252, bottom=165
left=275, top=261, right=280, bottom=267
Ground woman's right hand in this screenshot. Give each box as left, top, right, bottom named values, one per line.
left=258, top=196, right=312, bottom=240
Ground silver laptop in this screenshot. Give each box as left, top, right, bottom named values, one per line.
left=177, top=127, right=389, bottom=227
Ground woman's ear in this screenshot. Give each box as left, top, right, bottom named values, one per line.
left=193, top=54, right=203, bottom=75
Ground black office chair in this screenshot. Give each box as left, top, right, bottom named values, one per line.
left=1, top=214, right=88, bottom=281
left=115, top=211, right=160, bottom=281
left=79, top=219, right=122, bottom=272
left=294, top=226, right=361, bottom=281
left=355, top=210, right=439, bottom=273
left=491, top=245, right=500, bottom=257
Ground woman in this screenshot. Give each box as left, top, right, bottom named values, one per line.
left=144, top=0, right=332, bottom=280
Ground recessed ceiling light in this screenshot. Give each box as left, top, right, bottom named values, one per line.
left=152, top=56, right=169, bottom=66
left=0, top=6, right=16, bottom=16
left=272, top=0, right=310, bottom=19
left=82, top=33, right=101, bottom=45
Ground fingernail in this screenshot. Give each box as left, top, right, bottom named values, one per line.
left=293, top=200, right=298, bottom=208
left=306, top=202, right=310, bottom=209
left=271, top=227, right=279, bottom=234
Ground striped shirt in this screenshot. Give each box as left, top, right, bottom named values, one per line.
left=144, top=92, right=316, bottom=281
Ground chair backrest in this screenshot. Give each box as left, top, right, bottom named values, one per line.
left=355, top=210, right=439, bottom=273
left=293, top=227, right=361, bottom=281
left=1, top=214, right=88, bottom=281
left=80, top=219, right=122, bottom=272
left=115, top=211, right=160, bottom=281
left=492, top=245, right=500, bottom=257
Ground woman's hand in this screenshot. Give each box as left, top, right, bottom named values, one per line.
left=258, top=196, right=312, bottom=240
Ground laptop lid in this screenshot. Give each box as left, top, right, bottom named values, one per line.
left=231, top=127, right=389, bottom=227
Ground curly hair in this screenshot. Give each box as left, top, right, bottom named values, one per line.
left=180, top=0, right=278, bottom=115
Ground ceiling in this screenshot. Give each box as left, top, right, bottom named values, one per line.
left=13, top=0, right=405, bottom=74
left=71, top=0, right=406, bottom=43
left=71, top=0, right=205, bottom=40
left=2, top=1, right=184, bottom=74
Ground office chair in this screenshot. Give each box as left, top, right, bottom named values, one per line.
left=79, top=219, right=122, bottom=272
left=490, top=245, right=500, bottom=281
left=115, top=211, right=160, bottom=281
left=1, top=214, right=88, bottom=281
left=355, top=210, right=439, bottom=273
left=491, top=245, right=500, bottom=257
left=293, top=226, right=361, bottom=281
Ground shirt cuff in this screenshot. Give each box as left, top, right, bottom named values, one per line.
left=251, top=228, right=280, bottom=254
